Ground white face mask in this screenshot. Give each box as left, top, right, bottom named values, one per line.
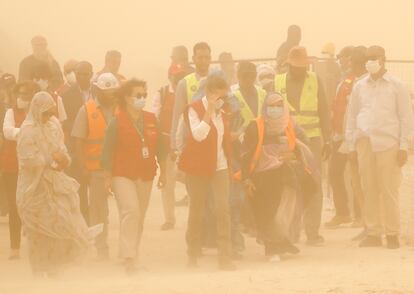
left=365, top=60, right=382, bottom=75
left=35, top=79, right=49, bottom=91
left=133, top=97, right=146, bottom=110
left=259, top=78, right=274, bottom=88
left=267, top=106, right=284, bottom=119
left=215, top=99, right=224, bottom=110
left=65, top=71, right=77, bottom=85
left=17, top=98, right=30, bottom=110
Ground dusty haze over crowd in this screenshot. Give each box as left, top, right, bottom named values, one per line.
left=1, top=0, right=413, bottom=91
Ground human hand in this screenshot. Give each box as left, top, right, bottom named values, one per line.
left=397, top=150, right=408, bottom=167
left=243, top=179, right=256, bottom=197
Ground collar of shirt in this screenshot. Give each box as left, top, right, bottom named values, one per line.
left=367, top=71, right=392, bottom=83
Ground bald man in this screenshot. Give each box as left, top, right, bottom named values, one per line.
left=18, top=35, right=63, bottom=91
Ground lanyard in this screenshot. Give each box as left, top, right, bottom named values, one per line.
left=132, top=118, right=146, bottom=146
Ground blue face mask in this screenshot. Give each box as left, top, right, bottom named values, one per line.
left=266, top=106, right=284, bottom=119
left=133, top=97, right=146, bottom=110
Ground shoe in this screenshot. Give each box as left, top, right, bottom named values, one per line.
left=231, top=251, right=243, bottom=260
left=175, top=195, right=189, bottom=207
left=218, top=258, right=237, bottom=271
left=325, top=215, right=352, bottom=228
left=124, top=258, right=138, bottom=275
left=268, top=255, right=282, bottom=263
left=359, top=236, right=382, bottom=247
left=96, top=249, right=109, bottom=261
left=187, top=257, right=198, bottom=268
left=386, top=235, right=400, bottom=249
left=283, top=243, right=300, bottom=255
left=351, top=219, right=364, bottom=228
left=306, top=235, right=325, bottom=246
left=352, top=229, right=367, bottom=241
left=161, top=222, right=175, bottom=231
left=8, top=249, right=20, bottom=260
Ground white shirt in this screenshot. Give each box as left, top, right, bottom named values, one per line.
left=346, top=72, right=414, bottom=152
left=56, top=95, right=68, bottom=122
left=3, top=109, right=20, bottom=141
left=184, top=96, right=228, bottom=171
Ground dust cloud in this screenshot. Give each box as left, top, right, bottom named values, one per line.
left=1, top=0, right=414, bottom=90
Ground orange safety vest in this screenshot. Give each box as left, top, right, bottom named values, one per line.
left=84, top=100, right=107, bottom=171
left=234, top=117, right=296, bottom=181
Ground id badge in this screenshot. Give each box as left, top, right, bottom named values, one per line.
left=142, top=146, right=149, bottom=159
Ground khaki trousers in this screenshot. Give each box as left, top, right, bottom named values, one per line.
left=112, top=177, right=153, bottom=259
left=356, top=138, right=401, bottom=236
left=161, top=157, right=176, bottom=224
left=185, top=169, right=232, bottom=259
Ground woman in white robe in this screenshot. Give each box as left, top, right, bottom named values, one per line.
left=16, top=91, right=89, bottom=277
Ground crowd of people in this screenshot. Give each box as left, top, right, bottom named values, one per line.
left=0, top=25, right=413, bottom=277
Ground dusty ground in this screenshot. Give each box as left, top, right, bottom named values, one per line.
left=0, top=160, right=414, bottom=294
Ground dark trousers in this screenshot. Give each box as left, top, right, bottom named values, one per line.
left=329, top=146, right=350, bottom=217
left=230, top=182, right=245, bottom=252
left=3, top=172, right=21, bottom=249
left=250, top=168, right=292, bottom=256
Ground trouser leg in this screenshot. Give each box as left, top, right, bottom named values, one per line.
left=185, top=174, right=209, bottom=258
left=88, top=171, right=109, bottom=253
left=304, top=137, right=323, bottom=239
left=329, top=148, right=350, bottom=217
left=211, top=170, right=232, bottom=259
left=376, top=146, right=401, bottom=236
left=357, top=138, right=382, bottom=236
left=3, top=172, right=21, bottom=249
left=162, top=157, right=176, bottom=224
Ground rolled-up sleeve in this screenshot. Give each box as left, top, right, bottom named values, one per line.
left=188, top=107, right=211, bottom=142
left=3, top=109, right=20, bottom=141
left=396, top=82, right=414, bottom=150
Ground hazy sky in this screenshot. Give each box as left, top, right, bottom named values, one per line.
left=1, top=0, right=414, bottom=89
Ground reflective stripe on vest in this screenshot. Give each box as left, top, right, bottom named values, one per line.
left=233, top=117, right=296, bottom=181
left=184, top=73, right=201, bottom=104
left=85, top=100, right=107, bottom=171
left=233, top=86, right=267, bottom=128
left=274, top=72, right=321, bottom=138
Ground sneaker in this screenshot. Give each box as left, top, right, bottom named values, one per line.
left=283, top=243, right=300, bottom=255
left=386, top=235, right=400, bottom=249
left=351, top=219, right=364, bottom=228
left=8, top=249, right=20, bottom=260
left=124, top=258, right=138, bottom=275
left=175, top=195, right=189, bottom=207
left=161, top=222, right=175, bottom=231
left=352, top=229, right=367, bottom=241
left=359, top=236, right=382, bottom=247
left=218, top=258, right=237, bottom=271
left=306, top=235, right=325, bottom=246
left=268, top=255, right=282, bottom=263
left=325, top=215, right=352, bottom=228
left=187, top=257, right=198, bottom=268
left=231, top=251, right=243, bottom=260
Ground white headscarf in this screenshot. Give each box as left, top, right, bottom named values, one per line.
left=262, top=92, right=290, bottom=135
left=22, top=91, right=64, bottom=153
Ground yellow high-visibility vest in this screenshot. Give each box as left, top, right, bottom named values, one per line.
left=233, top=86, right=267, bottom=128
left=184, top=73, right=200, bottom=104
left=274, top=72, right=321, bottom=138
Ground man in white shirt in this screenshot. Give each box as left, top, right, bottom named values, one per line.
left=346, top=46, right=414, bottom=249
left=177, top=75, right=235, bottom=271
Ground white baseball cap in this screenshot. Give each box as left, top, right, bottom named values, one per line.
left=94, top=73, right=119, bottom=90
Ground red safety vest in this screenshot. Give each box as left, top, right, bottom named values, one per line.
left=0, top=108, right=26, bottom=173
left=112, top=108, right=158, bottom=181
left=178, top=99, right=232, bottom=177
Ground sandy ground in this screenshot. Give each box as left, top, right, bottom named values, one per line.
left=1, top=162, right=414, bottom=294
